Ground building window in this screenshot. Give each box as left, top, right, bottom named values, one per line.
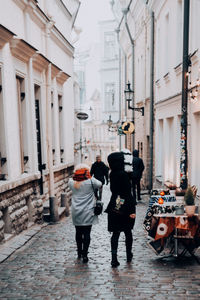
left=158, top=119, right=164, bottom=178
left=104, top=32, right=116, bottom=59
left=141, top=142, right=143, bottom=159
left=34, top=85, right=43, bottom=194
left=164, top=13, right=169, bottom=74
left=0, top=68, right=7, bottom=180
left=191, top=0, right=200, bottom=51
left=16, top=76, right=28, bottom=174
left=51, top=91, right=55, bottom=165
left=58, top=94, right=64, bottom=163
left=176, top=0, right=183, bottom=63
left=105, top=83, right=115, bottom=112
left=157, top=27, right=161, bottom=79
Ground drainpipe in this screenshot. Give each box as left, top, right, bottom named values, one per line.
left=118, top=35, right=122, bottom=151
left=142, top=0, right=155, bottom=191
left=124, top=48, right=128, bottom=148
left=45, top=21, right=59, bottom=222
left=123, top=8, right=135, bottom=150
left=46, top=64, right=59, bottom=222
left=46, top=64, right=54, bottom=197
left=110, top=0, right=132, bottom=149
left=180, top=0, right=190, bottom=190
left=149, top=11, right=155, bottom=191
left=72, top=1, right=81, bottom=29
left=116, top=28, right=126, bottom=150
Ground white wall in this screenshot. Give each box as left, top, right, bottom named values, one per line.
left=0, top=0, right=76, bottom=185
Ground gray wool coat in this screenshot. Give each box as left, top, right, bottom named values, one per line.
left=68, top=177, right=102, bottom=226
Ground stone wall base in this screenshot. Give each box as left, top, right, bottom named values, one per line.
left=0, top=165, right=74, bottom=243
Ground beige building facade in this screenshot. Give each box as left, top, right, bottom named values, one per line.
left=0, top=0, right=80, bottom=242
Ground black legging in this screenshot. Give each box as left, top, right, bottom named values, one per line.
left=75, top=225, right=92, bottom=255
left=132, top=179, right=141, bottom=200
left=111, top=229, right=133, bottom=254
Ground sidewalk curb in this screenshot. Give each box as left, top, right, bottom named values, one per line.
left=0, top=223, right=48, bottom=264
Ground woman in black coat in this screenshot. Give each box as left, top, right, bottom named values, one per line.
left=105, top=152, right=136, bottom=267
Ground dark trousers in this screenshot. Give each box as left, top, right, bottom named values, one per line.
left=111, top=229, right=133, bottom=254
left=132, top=178, right=141, bottom=200
left=75, top=225, right=92, bottom=256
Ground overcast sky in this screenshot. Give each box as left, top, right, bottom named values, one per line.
left=74, top=0, right=115, bottom=101
left=75, top=0, right=114, bottom=50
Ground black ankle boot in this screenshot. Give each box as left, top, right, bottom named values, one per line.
left=126, top=252, right=133, bottom=263
left=82, top=249, right=89, bottom=263
left=111, top=252, right=120, bottom=268
left=77, top=251, right=82, bottom=259
left=82, top=254, right=88, bottom=263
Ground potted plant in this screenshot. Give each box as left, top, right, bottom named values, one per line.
left=175, top=188, right=185, bottom=203
left=184, top=187, right=196, bottom=217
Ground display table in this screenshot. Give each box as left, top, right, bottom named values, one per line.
left=148, top=195, right=176, bottom=209
left=144, top=196, right=177, bottom=232
left=144, top=198, right=200, bottom=261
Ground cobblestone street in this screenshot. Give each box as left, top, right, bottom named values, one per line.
left=0, top=186, right=200, bottom=300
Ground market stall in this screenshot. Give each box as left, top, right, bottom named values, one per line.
left=144, top=189, right=200, bottom=262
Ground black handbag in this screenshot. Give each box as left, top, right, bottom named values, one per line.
left=91, top=180, right=103, bottom=216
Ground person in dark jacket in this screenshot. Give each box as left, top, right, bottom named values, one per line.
left=90, top=155, right=109, bottom=199
left=132, top=149, right=145, bottom=201
left=105, top=152, right=136, bottom=268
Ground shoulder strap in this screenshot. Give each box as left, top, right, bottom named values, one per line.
left=91, top=179, right=101, bottom=201
left=90, top=179, right=95, bottom=194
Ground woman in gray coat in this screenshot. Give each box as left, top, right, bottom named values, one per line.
left=69, top=164, right=102, bottom=263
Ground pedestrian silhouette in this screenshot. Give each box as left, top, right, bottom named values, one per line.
left=132, top=150, right=145, bottom=201
left=105, top=152, right=136, bottom=268
left=69, top=164, right=102, bottom=263
left=91, top=155, right=109, bottom=200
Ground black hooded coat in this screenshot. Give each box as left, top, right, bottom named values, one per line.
left=132, top=150, right=145, bottom=181
left=105, top=152, right=136, bottom=232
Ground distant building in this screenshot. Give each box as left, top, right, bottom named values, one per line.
left=74, top=50, right=89, bottom=105
left=99, top=20, right=120, bottom=124
left=0, top=0, right=80, bottom=242
left=112, top=0, right=151, bottom=188
left=82, top=90, right=118, bottom=165
left=74, top=21, right=120, bottom=165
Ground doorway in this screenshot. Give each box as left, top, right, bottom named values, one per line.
left=34, top=85, right=43, bottom=195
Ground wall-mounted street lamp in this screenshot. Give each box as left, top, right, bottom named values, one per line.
left=107, top=115, right=113, bottom=128
left=107, top=115, right=119, bottom=132
left=124, top=82, right=144, bottom=116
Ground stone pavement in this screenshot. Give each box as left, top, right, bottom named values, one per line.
left=0, top=186, right=200, bottom=300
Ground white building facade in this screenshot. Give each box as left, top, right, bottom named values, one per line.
left=82, top=89, right=118, bottom=166
left=112, top=0, right=200, bottom=193
left=152, top=0, right=200, bottom=193
left=99, top=20, right=120, bottom=124
left=0, top=0, right=80, bottom=242
left=111, top=0, right=152, bottom=188
left=74, top=20, right=120, bottom=166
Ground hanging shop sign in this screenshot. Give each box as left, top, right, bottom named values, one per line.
left=121, top=121, right=135, bottom=134
left=76, top=112, right=89, bottom=120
